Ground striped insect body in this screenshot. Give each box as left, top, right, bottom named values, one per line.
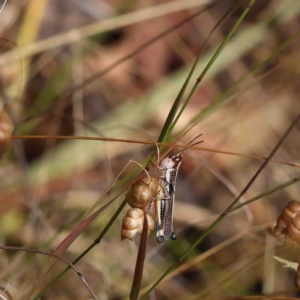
left=156, top=152, right=183, bottom=244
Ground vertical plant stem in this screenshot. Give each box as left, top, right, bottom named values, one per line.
left=169, top=0, right=255, bottom=133
left=129, top=210, right=148, bottom=300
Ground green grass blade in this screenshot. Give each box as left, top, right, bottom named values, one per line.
left=169, top=1, right=244, bottom=133
left=156, top=3, right=223, bottom=144
left=230, top=175, right=300, bottom=212
left=187, top=30, right=300, bottom=126
left=157, top=2, right=239, bottom=144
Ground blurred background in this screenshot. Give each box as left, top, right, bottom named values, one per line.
left=0, top=0, right=300, bottom=299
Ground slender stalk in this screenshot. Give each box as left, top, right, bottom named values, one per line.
left=129, top=210, right=148, bottom=300
left=230, top=175, right=300, bottom=212
left=10, top=135, right=300, bottom=168
left=225, top=112, right=300, bottom=212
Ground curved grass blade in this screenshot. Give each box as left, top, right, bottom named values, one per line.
left=32, top=199, right=127, bottom=300
left=187, top=29, right=300, bottom=127
left=1, top=245, right=99, bottom=300
left=52, top=144, right=146, bottom=260
left=53, top=199, right=114, bottom=260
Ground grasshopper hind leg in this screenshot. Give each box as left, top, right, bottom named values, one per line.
left=156, top=222, right=165, bottom=244
left=170, top=231, right=177, bottom=240
left=157, top=231, right=176, bottom=244
left=157, top=236, right=165, bottom=244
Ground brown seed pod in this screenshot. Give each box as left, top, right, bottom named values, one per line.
left=121, top=208, right=155, bottom=241
left=274, top=201, right=300, bottom=246
left=126, top=176, right=159, bottom=209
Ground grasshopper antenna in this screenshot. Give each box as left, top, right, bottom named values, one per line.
left=181, top=133, right=204, bottom=153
